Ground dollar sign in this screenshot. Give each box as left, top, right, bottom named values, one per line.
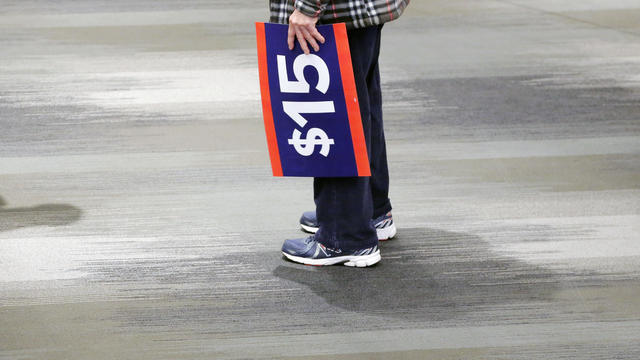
left=288, top=128, right=335, bottom=157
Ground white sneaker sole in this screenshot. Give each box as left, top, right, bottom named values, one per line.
left=301, top=223, right=397, bottom=241
left=300, top=223, right=319, bottom=234
left=282, top=250, right=381, bottom=267
left=377, top=223, right=397, bottom=241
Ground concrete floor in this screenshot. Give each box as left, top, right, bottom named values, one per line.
left=1, top=1, right=639, bottom=359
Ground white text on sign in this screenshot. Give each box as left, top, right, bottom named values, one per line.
left=277, top=54, right=335, bottom=157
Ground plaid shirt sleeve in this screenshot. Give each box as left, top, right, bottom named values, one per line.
left=270, top=0, right=410, bottom=29
left=294, top=0, right=330, bottom=18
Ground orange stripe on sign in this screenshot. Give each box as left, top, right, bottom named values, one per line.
left=255, top=22, right=283, bottom=177
left=333, top=23, right=371, bottom=177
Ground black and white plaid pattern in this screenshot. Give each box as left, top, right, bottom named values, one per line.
left=270, top=0, right=410, bottom=29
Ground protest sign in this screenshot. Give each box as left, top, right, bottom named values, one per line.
left=256, top=22, right=370, bottom=177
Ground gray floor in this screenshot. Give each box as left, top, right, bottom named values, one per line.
left=1, top=1, right=639, bottom=359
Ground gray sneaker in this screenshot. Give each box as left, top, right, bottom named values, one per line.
left=282, top=236, right=381, bottom=267
left=300, top=211, right=397, bottom=241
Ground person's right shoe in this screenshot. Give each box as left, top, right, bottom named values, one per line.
left=282, top=235, right=381, bottom=267
left=300, top=211, right=397, bottom=241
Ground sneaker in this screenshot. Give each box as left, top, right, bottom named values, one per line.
left=300, top=211, right=397, bottom=241
left=281, top=236, right=381, bottom=267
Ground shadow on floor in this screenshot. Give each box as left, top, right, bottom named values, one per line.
left=0, top=195, right=82, bottom=232
left=81, top=226, right=565, bottom=333
left=273, top=226, right=562, bottom=322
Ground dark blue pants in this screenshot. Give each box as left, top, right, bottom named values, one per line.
left=314, top=25, right=392, bottom=251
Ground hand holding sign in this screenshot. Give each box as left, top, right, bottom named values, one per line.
left=287, top=9, right=325, bottom=54
left=256, top=22, right=370, bottom=177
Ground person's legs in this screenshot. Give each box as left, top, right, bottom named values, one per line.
left=365, top=28, right=392, bottom=219
left=312, top=25, right=385, bottom=251
left=313, top=176, right=376, bottom=251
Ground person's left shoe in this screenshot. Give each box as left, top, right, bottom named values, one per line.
left=300, top=211, right=397, bottom=241
left=281, top=236, right=380, bottom=267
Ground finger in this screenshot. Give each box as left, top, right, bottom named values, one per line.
left=301, top=27, right=320, bottom=52
left=310, top=27, right=325, bottom=44
left=287, top=25, right=296, bottom=50
left=295, top=30, right=310, bottom=55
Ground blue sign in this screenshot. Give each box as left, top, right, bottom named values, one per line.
left=256, top=22, right=370, bottom=177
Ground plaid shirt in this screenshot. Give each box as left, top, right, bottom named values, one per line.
left=270, top=0, right=410, bottom=29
